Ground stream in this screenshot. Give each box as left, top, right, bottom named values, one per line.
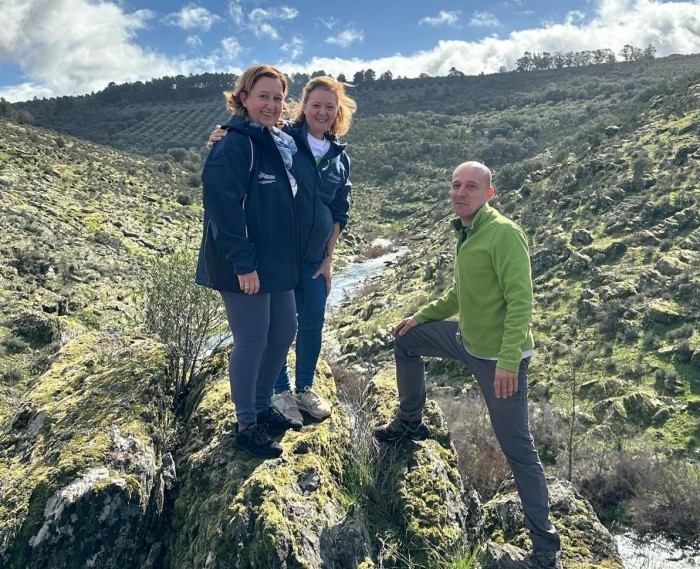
left=327, top=242, right=408, bottom=308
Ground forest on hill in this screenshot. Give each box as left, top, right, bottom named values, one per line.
left=1, top=52, right=699, bottom=566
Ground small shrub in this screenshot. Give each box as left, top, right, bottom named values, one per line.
left=1, top=365, right=24, bottom=384
left=176, top=192, right=194, bottom=206
left=2, top=335, right=30, bottom=354
left=139, top=241, right=227, bottom=401
left=631, top=459, right=700, bottom=546
left=667, top=324, right=694, bottom=340
left=187, top=173, right=201, bottom=188
left=93, top=230, right=122, bottom=249
left=9, top=311, right=62, bottom=347
left=438, top=392, right=510, bottom=500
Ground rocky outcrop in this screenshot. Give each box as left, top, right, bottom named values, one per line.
left=165, top=349, right=368, bottom=569
left=481, top=479, right=624, bottom=568
left=0, top=335, right=628, bottom=569
left=0, top=333, right=172, bottom=569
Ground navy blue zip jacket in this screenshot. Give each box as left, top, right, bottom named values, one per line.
left=284, top=121, right=351, bottom=264
left=195, top=117, right=299, bottom=293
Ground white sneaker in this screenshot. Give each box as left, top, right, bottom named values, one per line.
left=294, top=387, right=332, bottom=420
left=271, top=390, right=304, bottom=424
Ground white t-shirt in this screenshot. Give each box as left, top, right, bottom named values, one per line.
left=307, top=133, right=330, bottom=165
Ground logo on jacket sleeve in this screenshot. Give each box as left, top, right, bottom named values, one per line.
left=259, top=172, right=276, bottom=184
left=327, top=173, right=342, bottom=184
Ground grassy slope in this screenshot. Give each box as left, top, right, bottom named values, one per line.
left=0, top=120, right=202, bottom=418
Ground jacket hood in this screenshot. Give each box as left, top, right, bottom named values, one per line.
left=223, top=116, right=276, bottom=142
left=286, top=120, right=347, bottom=153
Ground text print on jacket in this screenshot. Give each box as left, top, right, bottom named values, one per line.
left=196, top=116, right=299, bottom=293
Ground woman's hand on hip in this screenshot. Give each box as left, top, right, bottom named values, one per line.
left=312, top=259, right=332, bottom=296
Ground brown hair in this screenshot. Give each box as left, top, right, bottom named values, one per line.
left=224, top=64, right=288, bottom=126
left=292, top=76, right=357, bottom=137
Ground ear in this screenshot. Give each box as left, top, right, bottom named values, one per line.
left=239, top=91, right=248, bottom=106
left=487, top=186, right=495, bottom=198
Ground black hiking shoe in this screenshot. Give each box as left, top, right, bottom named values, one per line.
left=232, top=424, right=283, bottom=458
left=529, top=548, right=563, bottom=569
left=257, top=406, right=303, bottom=437
left=373, top=416, right=430, bottom=442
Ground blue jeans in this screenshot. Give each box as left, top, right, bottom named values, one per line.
left=275, top=261, right=327, bottom=393
left=220, top=290, right=297, bottom=426
left=394, top=320, right=561, bottom=552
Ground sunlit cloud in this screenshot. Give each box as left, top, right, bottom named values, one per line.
left=419, top=10, right=461, bottom=27
left=164, top=3, right=220, bottom=31
left=324, top=29, right=364, bottom=48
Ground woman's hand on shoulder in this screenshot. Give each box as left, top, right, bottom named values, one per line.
left=207, top=125, right=228, bottom=149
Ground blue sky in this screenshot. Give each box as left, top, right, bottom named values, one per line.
left=1, top=0, right=700, bottom=102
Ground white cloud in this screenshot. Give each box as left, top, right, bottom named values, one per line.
left=325, top=29, right=364, bottom=48
left=470, top=11, right=501, bottom=27
left=234, top=0, right=299, bottom=40
left=228, top=0, right=244, bottom=25
left=0, top=0, right=220, bottom=101
left=221, top=37, right=242, bottom=60
left=419, top=10, right=461, bottom=27
left=281, top=36, right=304, bottom=60
left=249, top=6, right=297, bottom=22
left=3, top=0, right=700, bottom=102
left=285, top=0, right=700, bottom=79
left=164, top=3, right=220, bottom=31
left=317, top=17, right=340, bottom=30
left=186, top=35, right=202, bottom=48
left=253, top=23, right=279, bottom=40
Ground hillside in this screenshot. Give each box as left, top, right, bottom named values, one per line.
left=0, top=119, right=202, bottom=411
left=13, top=53, right=700, bottom=157
left=1, top=53, right=699, bottom=565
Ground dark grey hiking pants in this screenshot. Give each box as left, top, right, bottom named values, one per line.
left=395, top=320, right=561, bottom=552
left=220, top=290, right=297, bottom=427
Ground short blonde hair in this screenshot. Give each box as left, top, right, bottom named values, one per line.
left=292, top=76, right=357, bottom=137
left=224, top=64, right=289, bottom=126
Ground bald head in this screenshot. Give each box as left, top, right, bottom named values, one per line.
left=453, top=161, right=492, bottom=188
left=450, top=161, right=494, bottom=226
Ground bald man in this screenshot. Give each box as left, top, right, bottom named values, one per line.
left=374, top=162, right=562, bottom=569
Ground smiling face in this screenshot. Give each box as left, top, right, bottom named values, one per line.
left=450, top=162, right=494, bottom=226
left=240, top=76, right=285, bottom=128
left=303, top=87, right=338, bottom=139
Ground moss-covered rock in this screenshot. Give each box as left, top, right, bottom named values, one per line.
left=0, top=333, right=172, bottom=569
left=364, top=367, right=481, bottom=566
left=482, top=479, right=624, bottom=568
left=166, top=350, right=369, bottom=569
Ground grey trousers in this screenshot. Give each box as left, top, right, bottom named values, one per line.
left=395, top=320, right=561, bottom=552
left=220, top=290, right=297, bottom=427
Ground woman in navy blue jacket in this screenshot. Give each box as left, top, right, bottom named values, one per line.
left=196, top=64, right=302, bottom=458
left=271, top=77, right=356, bottom=423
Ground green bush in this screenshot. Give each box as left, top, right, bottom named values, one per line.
left=139, top=241, right=226, bottom=400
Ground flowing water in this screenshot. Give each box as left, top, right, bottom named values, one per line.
left=327, top=244, right=408, bottom=308
left=615, top=532, right=699, bottom=568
